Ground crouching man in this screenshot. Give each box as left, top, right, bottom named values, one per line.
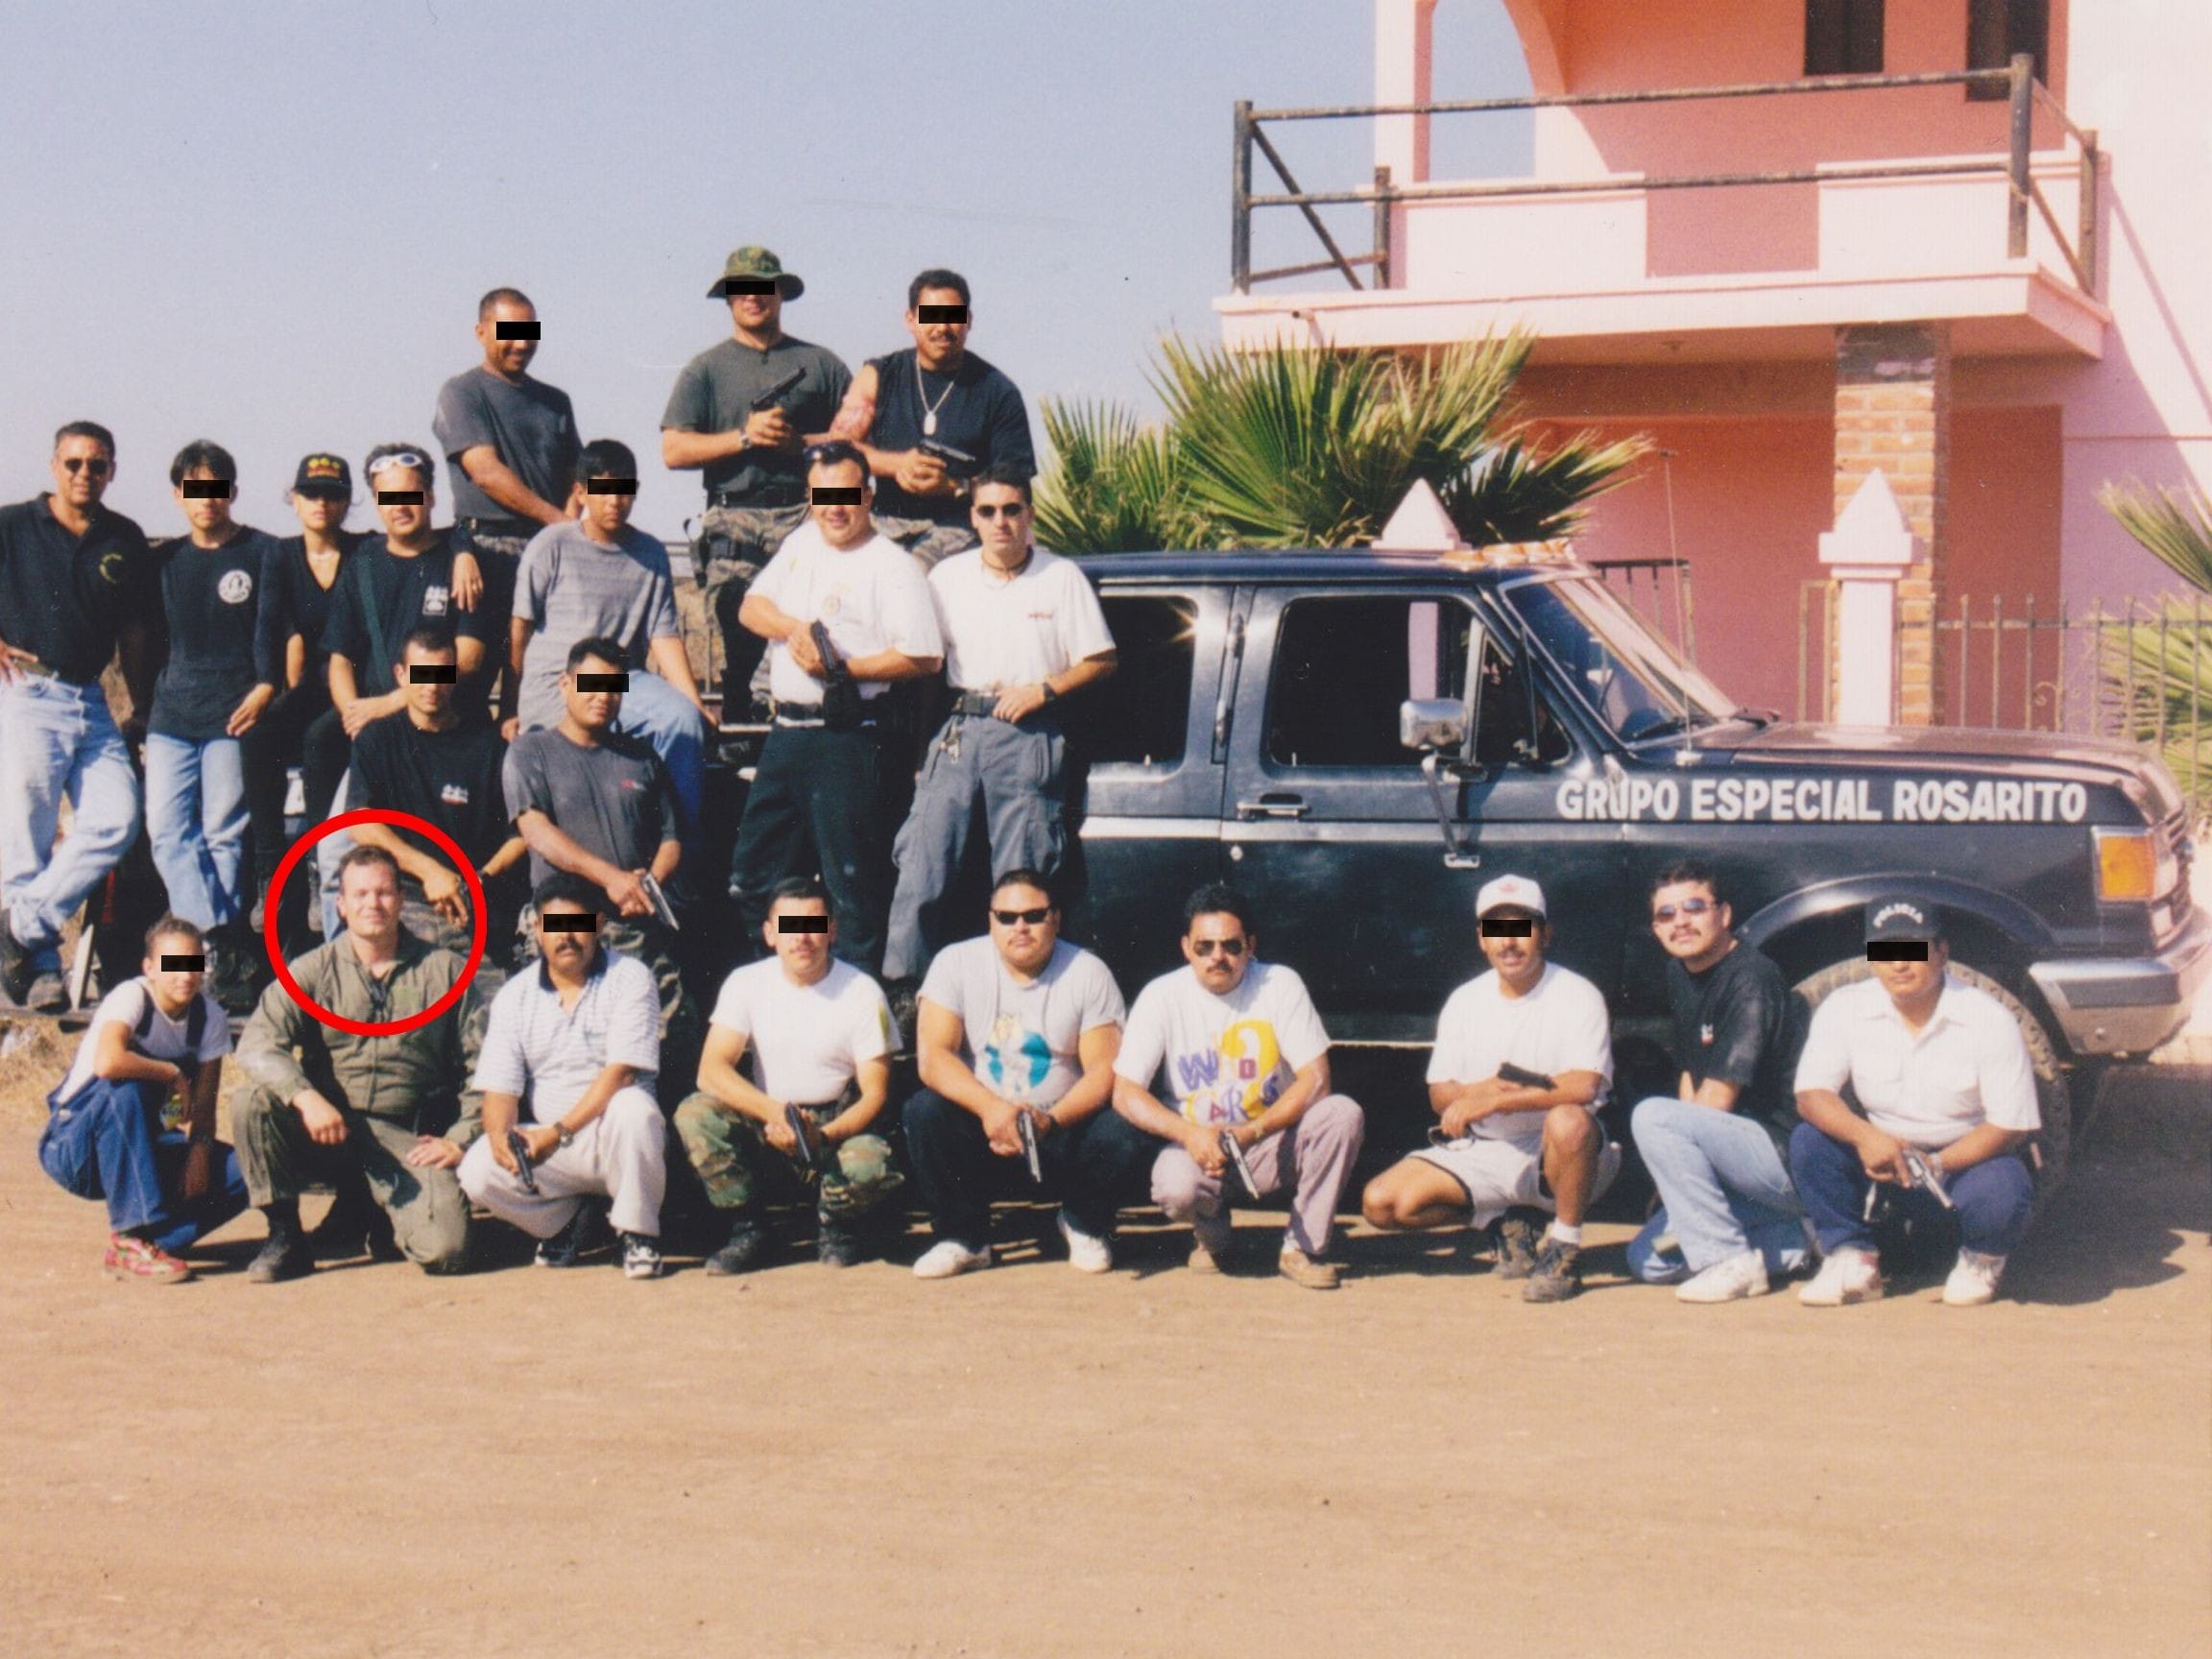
left=1360, top=877, right=1617, bottom=1303
left=1110, top=882, right=1364, bottom=1289
left=36, top=916, right=248, bottom=1283
left=459, top=877, right=670, bottom=1280
left=232, top=845, right=486, bottom=1282
left=1791, top=899, right=2039, bottom=1308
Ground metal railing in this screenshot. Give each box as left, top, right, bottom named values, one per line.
left=1231, top=55, right=2098, bottom=297
left=1797, top=584, right=2212, bottom=813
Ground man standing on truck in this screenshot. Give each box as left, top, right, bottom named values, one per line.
left=1359, top=876, right=1618, bottom=1304
left=1791, top=899, right=2040, bottom=1309
left=1625, top=859, right=1813, bottom=1303
left=1111, top=882, right=1365, bottom=1290
left=661, top=247, right=850, bottom=716
left=880, top=469, right=1117, bottom=982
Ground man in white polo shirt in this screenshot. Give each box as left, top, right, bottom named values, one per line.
left=1791, top=898, right=2039, bottom=1308
left=458, top=877, right=669, bottom=1280
left=881, top=469, right=1117, bottom=981
left=725, top=442, right=943, bottom=974
left=1360, top=875, right=1618, bottom=1304
left=673, top=876, right=902, bottom=1272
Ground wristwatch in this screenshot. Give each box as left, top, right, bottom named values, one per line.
left=555, top=1122, right=575, bottom=1149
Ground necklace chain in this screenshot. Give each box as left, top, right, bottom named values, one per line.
left=914, top=354, right=956, bottom=437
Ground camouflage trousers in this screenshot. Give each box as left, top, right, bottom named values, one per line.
left=671, top=1090, right=902, bottom=1225
left=691, top=503, right=807, bottom=708
left=870, top=516, right=978, bottom=573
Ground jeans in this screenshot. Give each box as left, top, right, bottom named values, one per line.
left=37, top=1075, right=250, bottom=1252
left=145, top=733, right=251, bottom=929
left=0, top=676, right=143, bottom=966
left=612, top=670, right=708, bottom=876
left=1789, top=1119, right=2035, bottom=1259
left=1628, top=1096, right=1808, bottom=1276
left=902, top=1085, right=1156, bottom=1249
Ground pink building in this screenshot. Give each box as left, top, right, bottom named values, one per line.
left=1216, top=0, right=2212, bottom=724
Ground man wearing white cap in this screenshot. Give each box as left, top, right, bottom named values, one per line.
left=1360, top=874, right=1618, bottom=1302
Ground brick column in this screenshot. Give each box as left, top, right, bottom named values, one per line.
left=1833, top=324, right=1951, bottom=725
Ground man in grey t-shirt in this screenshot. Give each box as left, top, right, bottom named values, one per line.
left=903, top=867, right=1153, bottom=1278
left=660, top=246, right=851, bottom=718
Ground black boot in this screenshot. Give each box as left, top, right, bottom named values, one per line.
left=247, top=1200, right=313, bottom=1284
left=704, top=1214, right=771, bottom=1276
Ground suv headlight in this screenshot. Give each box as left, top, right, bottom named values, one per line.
left=2094, top=826, right=2177, bottom=902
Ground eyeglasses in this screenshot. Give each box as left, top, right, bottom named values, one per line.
left=974, top=503, right=1027, bottom=519
left=60, top=457, right=112, bottom=477
left=1652, top=898, right=1716, bottom=924
left=1191, top=938, right=1247, bottom=958
left=991, top=906, right=1051, bottom=926
left=365, top=450, right=428, bottom=479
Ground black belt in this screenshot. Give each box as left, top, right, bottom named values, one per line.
left=770, top=704, right=877, bottom=731
left=708, top=491, right=805, bottom=511
left=950, top=690, right=1001, bottom=719
left=461, top=516, right=535, bottom=536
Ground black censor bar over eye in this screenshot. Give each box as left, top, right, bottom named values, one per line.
left=585, top=478, right=639, bottom=494
left=494, top=320, right=541, bottom=340
left=1480, top=919, right=1536, bottom=936
left=541, top=913, right=600, bottom=933
left=778, top=916, right=830, bottom=934
left=575, top=673, right=628, bottom=692
left=916, top=304, right=969, bottom=324
left=179, top=480, right=233, bottom=499
left=376, top=491, right=424, bottom=506
left=408, top=664, right=458, bottom=684
left=723, top=277, right=778, bottom=297
left=809, top=487, right=863, bottom=506
left=1867, top=941, right=1931, bottom=961
left=158, top=954, right=206, bottom=972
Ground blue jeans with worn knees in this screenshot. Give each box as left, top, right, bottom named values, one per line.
left=1790, top=1119, right=2035, bottom=1259
left=37, top=1075, right=250, bottom=1252
left=0, top=677, right=143, bottom=968
left=613, top=669, right=707, bottom=872
left=1630, top=1095, right=1808, bottom=1275
left=144, top=733, right=252, bottom=928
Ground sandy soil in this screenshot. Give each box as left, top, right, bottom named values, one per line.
left=2, top=1070, right=2205, bottom=1659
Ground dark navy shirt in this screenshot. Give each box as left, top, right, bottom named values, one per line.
left=149, top=526, right=279, bottom=740
left=865, top=348, right=1036, bottom=528
left=0, top=496, right=156, bottom=685
left=347, top=709, right=514, bottom=872
left=322, top=531, right=491, bottom=697
left=1666, top=940, right=1808, bottom=1154
left=255, top=532, right=361, bottom=704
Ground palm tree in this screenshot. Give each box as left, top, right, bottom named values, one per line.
left=2098, top=480, right=2212, bottom=816
left=1034, top=332, right=1645, bottom=556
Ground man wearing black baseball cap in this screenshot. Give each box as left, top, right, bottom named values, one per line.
left=1790, top=898, right=2041, bottom=1307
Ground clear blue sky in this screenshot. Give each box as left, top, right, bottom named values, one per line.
left=0, top=0, right=1532, bottom=539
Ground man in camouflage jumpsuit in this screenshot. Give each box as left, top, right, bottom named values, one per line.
left=674, top=878, right=903, bottom=1272
left=659, top=246, right=851, bottom=719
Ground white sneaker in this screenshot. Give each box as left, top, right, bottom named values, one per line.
left=1675, top=1249, right=1769, bottom=1305
left=1057, top=1211, right=1114, bottom=1274
left=1798, top=1246, right=1883, bottom=1307
left=1942, top=1248, right=2008, bottom=1307
left=912, top=1238, right=994, bottom=1280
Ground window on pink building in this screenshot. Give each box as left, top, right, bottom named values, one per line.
left=1965, top=0, right=2050, bottom=98
left=1804, top=0, right=1884, bottom=76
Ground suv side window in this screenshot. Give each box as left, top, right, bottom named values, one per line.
left=1266, top=596, right=1475, bottom=769
left=1063, top=594, right=1196, bottom=767
left=1474, top=633, right=1573, bottom=767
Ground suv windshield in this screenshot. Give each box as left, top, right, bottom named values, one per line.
left=1504, top=575, right=1738, bottom=744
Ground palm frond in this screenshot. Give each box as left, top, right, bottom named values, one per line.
left=2101, top=480, right=2212, bottom=595
left=1441, top=431, right=1651, bottom=547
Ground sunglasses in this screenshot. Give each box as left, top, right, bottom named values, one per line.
left=974, top=503, right=1027, bottom=519
left=366, top=450, right=429, bottom=480
left=1652, top=898, right=1716, bottom=924
left=1191, top=937, right=1247, bottom=958
left=60, top=456, right=112, bottom=477
left=991, top=906, right=1051, bottom=926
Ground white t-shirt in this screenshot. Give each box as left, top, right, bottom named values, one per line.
left=1792, top=974, right=2040, bottom=1148
left=1115, top=961, right=1331, bottom=1126
left=927, top=546, right=1116, bottom=692
left=59, top=979, right=230, bottom=1105
left=748, top=521, right=943, bottom=708
left=919, top=937, right=1125, bottom=1108
left=1427, top=963, right=1614, bottom=1152
left=709, top=957, right=897, bottom=1105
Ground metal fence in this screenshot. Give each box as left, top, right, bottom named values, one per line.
left=1797, top=582, right=2212, bottom=813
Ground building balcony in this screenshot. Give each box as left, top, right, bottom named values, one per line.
left=1216, top=62, right=2107, bottom=365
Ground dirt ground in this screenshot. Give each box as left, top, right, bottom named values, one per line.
left=2, top=1061, right=2206, bottom=1659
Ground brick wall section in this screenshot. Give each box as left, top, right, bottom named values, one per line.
left=1833, top=323, right=1952, bottom=724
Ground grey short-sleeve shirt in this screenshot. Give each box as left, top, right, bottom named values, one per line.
left=502, top=727, right=679, bottom=887
left=918, top=938, right=1125, bottom=1109
left=433, top=367, right=580, bottom=521
left=514, top=521, right=682, bottom=732
left=660, top=335, right=851, bottom=506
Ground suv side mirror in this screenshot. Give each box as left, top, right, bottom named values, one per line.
left=1400, top=699, right=1467, bottom=755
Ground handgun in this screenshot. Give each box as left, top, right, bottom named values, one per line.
left=783, top=1103, right=834, bottom=1181
left=1498, top=1061, right=1557, bottom=1092
left=637, top=871, right=680, bottom=933
left=507, top=1128, right=540, bottom=1195
left=808, top=619, right=865, bottom=731
left=749, top=367, right=806, bottom=414
left=1900, top=1146, right=1955, bottom=1210
left=1017, top=1111, right=1046, bottom=1185
left=1218, top=1128, right=1261, bottom=1199
left=919, top=437, right=976, bottom=471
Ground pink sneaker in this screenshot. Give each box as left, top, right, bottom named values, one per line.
left=104, top=1233, right=192, bottom=1285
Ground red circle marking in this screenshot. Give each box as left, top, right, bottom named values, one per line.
left=261, top=808, right=488, bottom=1037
